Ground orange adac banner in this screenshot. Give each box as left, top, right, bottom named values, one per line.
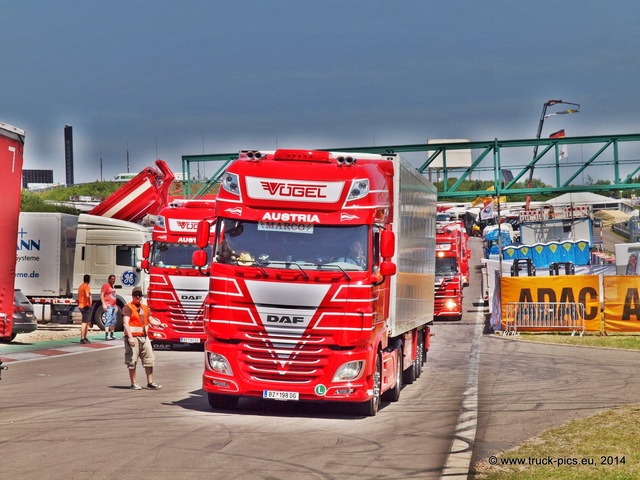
left=500, top=275, right=601, bottom=331
left=603, top=276, right=640, bottom=332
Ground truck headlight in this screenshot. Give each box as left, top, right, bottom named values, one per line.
left=347, top=179, right=369, bottom=201
left=445, top=299, right=458, bottom=310
left=221, top=172, right=240, bottom=196
left=333, top=360, right=364, bottom=382
left=207, top=352, right=233, bottom=375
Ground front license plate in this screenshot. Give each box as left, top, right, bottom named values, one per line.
left=263, top=390, right=299, bottom=401
left=180, top=337, right=201, bottom=344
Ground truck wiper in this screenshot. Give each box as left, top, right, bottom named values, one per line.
left=249, top=260, right=269, bottom=276
left=287, top=262, right=310, bottom=280
left=318, top=264, right=351, bottom=282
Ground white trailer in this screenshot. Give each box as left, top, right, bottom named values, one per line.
left=15, top=212, right=151, bottom=327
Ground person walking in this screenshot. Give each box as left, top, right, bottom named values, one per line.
left=78, top=274, right=92, bottom=344
left=101, top=274, right=117, bottom=340
left=122, top=287, right=166, bottom=390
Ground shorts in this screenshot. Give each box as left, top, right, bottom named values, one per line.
left=124, top=336, right=155, bottom=369
left=103, top=305, right=117, bottom=327
left=80, top=306, right=92, bottom=324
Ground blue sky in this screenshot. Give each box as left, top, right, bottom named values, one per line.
left=2, top=1, right=639, bottom=184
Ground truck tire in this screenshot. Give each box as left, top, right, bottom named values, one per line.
left=383, top=350, right=402, bottom=403
left=415, top=332, right=424, bottom=378
left=358, top=352, right=382, bottom=416
left=92, top=305, right=124, bottom=332
left=208, top=393, right=239, bottom=410
left=403, top=344, right=417, bottom=385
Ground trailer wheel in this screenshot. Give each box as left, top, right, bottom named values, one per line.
left=384, top=350, right=402, bottom=402
left=358, top=352, right=382, bottom=416
left=414, top=332, right=424, bottom=379
left=418, top=332, right=427, bottom=377
left=208, top=393, right=239, bottom=410
left=403, top=344, right=417, bottom=385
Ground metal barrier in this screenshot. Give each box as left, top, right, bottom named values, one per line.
left=504, top=302, right=585, bottom=336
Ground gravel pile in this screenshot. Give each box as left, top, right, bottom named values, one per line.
left=14, top=322, right=102, bottom=343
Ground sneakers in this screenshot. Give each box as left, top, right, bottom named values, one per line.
left=105, top=334, right=109, bottom=341
left=80, top=338, right=91, bottom=344
left=109, top=334, right=116, bottom=340
left=130, top=383, right=142, bottom=390
left=147, top=383, right=162, bottom=390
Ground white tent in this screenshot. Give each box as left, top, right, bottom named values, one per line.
left=545, top=192, right=633, bottom=213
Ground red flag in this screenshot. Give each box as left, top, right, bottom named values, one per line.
left=549, top=129, right=565, bottom=138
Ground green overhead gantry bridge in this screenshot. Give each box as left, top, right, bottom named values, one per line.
left=181, top=133, right=640, bottom=201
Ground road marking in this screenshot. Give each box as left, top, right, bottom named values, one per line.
left=0, top=341, right=120, bottom=364
left=439, top=299, right=483, bottom=479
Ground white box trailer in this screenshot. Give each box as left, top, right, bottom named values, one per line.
left=16, top=212, right=78, bottom=297
left=15, top=213, right=78, bottom=322
left=15, top=212, right=151, bottom=325
left=389, top=156, right=437, bottom=337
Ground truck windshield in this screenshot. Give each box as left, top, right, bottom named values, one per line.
left=435, top=257, right=458, bottom=276
left=216, top=219, right=369, bottom=271
left=152, top=242, right=212, bottom=268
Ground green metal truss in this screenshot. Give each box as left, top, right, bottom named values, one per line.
left=181, top=133, right=640, bottom=200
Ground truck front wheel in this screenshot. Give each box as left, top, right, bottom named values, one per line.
left=357, top=353, right=382, bottom=416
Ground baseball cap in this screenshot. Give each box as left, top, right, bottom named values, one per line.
left=132, top=287, right=143, bottom=297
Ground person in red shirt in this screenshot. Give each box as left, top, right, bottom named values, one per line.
left=122, top=287, right=166, bottom=390
left=101, top=275, right=117, bottom=340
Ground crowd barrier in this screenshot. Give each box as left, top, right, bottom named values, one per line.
left=504, top=302, right=585, bottom=336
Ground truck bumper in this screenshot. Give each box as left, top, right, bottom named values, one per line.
left=202, top=344, right=377, bottom=403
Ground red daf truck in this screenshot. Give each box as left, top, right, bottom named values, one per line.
left=434, top=224, right=469, bottom=321
left=15, top=160, right=175, bottom=327
left=143, top=199, right=216, bottom=348
left=192, top=149, right=436, bottom=416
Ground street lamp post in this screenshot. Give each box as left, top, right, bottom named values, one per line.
left=525, top=99, right=580, bottom=210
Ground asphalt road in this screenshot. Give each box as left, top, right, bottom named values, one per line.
left=0, top=321, right=483, bottom=479
left=1, top=237, right=638, bottom=480
left=0, top=251, right=488, bottom=480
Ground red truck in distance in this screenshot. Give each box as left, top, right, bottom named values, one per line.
left=143, top=199, right=216, bottom=348
left=434, top=223, right=470, bottom=321
left=192, top=148, right=437, bottom=416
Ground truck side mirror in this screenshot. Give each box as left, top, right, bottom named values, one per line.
left=380, top=230, right=395, bottom=258
left=142, top=241, right=151, bottom=260
left=379, top=261, right=396, bottom=277
left=141, top=259, right=149, bottom=270
left=195, top=220, right=210, bottom=249
left=193, top=249, right=208, bottom=268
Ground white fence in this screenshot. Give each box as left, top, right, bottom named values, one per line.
left=504, top=302, right=585, bottom=336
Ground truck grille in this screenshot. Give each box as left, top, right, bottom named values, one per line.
left=236, top=330, right=331, bottom=384
left=168, top=304, right=205, bottom=334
